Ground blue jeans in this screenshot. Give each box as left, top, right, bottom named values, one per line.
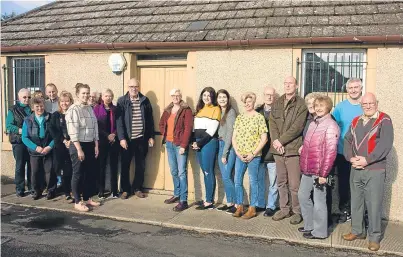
left=166, top=141, right=188, bottom=202
left=217, top=140, right=236, bottom=204
left=196, top=138, right=218, bottom=203
left=258, top=162, right=278, bottom=209
left=234, top=156, right=261, bottom=206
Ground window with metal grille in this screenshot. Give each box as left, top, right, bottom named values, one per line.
left=298, top=50, right=366, bottom=105
left=11, top=57, right=45, bottom=103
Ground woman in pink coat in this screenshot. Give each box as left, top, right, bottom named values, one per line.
left=298, top=95, right=340, bottom=239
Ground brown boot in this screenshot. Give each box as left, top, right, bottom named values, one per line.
left=232, top=205, right=244, bottom=218
left=342, top=233, right=366, bottom=241
left=242, top=206, right=257, bottom=219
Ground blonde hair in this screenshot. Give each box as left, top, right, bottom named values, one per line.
left=241, top=92, right=256, bottom=103
left=102, top=88, right=114, bottom=100
left=58, top=91, right=74, bottom=112
left=304, top=92, right=324, bottom=105
left=314, top=95, right=333, bottom=113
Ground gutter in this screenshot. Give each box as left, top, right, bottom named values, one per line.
left=1, top=35, right=402, bottom=53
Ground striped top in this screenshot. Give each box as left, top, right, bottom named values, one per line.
left=66, top=103, right=99, bottom=142
left=131, top=97, right=143, bottom=139
left=194, top=104, right=221, bottom=148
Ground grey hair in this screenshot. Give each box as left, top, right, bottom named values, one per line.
left=102, top=88, right=114, bottom=99
left=18, top=88, right=30, bottom=96
left=346, top=78, right=362, bottom=88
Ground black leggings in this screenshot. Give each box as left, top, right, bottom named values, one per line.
left=70, top=142, right=96, bottom=203
left=98, top=140, right=119, bottom=195
left=54, top=145, right=73, bottom=196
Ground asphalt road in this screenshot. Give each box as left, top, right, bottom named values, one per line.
left=1, top=204, right=396, bottom=257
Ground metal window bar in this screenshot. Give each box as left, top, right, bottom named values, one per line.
left=298, top=50, right=366, bottom=107
left=11, top=57, right=45, bottom=104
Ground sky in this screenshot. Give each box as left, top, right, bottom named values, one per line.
left=1, top=0, right=54, bottom=16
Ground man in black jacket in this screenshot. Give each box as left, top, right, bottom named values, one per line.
left=5, top=88, right=32, bottom=197
left=117, top=78, right=155, bottom=199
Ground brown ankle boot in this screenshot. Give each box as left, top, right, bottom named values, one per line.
left=232, top=205, right=244, bottom=218
left=242, top=206, right=257, bottom=219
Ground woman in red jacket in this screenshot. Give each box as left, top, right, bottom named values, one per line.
left=159, top=89, right=193, bottom=212
left=298, top=95, right=340, bottom=239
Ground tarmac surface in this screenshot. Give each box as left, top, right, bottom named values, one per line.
left=1, top=183, right=402, bottom=256
left=2, top=203, right=397, bottom=257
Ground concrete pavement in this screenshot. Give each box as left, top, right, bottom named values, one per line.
left=1, top=189, right=402, bottom=256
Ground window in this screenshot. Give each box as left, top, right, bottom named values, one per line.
left=299, top=49, right=366, bottom=105
left=11, top=57, right=45, bottom=103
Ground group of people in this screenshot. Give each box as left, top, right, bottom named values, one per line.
left=6, top=76, right=393, bottom=251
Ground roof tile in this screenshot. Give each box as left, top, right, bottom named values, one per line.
left=265, top=17, right=287, bottom=26
left=334, top=5, right=356, bottom=15
left=185, top=31, right=208, bottom=41
left=205, top=20, right=229, bottom=30
left=205, top=30, right=227, bottom=41
left=244, top=18, right=266, bottom=27
left=225, top=28, right=247, bottom=40
left=286, top=16, right=308, bottom=26
left=202, top=3, right=222, bottom=12
left=167, top=32, right=189, bottom=42
left=311, top=26, right=334, bottom=37
left=216, top=11, right=237, bottom=19
left=305, top=16, right=329, bottom=25
left=313, top=6, right=335, bottom=15
left=294, top=7, right=314, bottom=16
left=255, top=27, right=268, bottom=39
left=329, top=16, right=352, bottom=25
left=273, top=7, right=294, bottom=16
left=333, top=26, right=359, bottom=36
left=266, top=27, right=289, bottom=38
left=350, top=14, right=374, bottom=25
left=288, top=26, right=311, bottom=38
left=377, top=3, right=402, bottom=14
left=254, top=8, right=275, bottom=17
left=235, top=10, right=256, bottom=18
left=355, top=5, right=378, bottom=15
left=218, top=2, right=238, bottom=11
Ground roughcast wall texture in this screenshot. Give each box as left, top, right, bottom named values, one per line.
left=376, top=47, right=403, bottom=221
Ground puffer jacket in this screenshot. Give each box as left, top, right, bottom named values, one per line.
left=300, top=113, right=340, bottom=178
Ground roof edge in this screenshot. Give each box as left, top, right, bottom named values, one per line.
left=2, top=35, right=403, bottom=53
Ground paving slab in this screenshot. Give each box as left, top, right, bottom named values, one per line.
left=332, top=220, right=403, bottom=255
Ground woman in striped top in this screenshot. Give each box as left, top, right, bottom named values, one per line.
left=192, top=87, right=221, bottom=210
left=66, top=83, right=100, bottom=212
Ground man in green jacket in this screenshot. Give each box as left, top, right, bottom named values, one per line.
left=269, top=76, right=308, bottom=225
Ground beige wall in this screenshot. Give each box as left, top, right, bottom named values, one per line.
left=46, top=52, right=125, bottom=102
left=194, top=49, right=293, bottom=113
left=191, top=48, right=293, bottom=203
left=375, top=47, right=403, bottom=221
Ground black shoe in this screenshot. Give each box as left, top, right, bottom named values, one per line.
left=46, top=191, right=56, bottom=200
left=217, top=205, right=233, bottom=211
left=195, top=204, right=215, bottom=210
left=32, top=191, right=40, bottom=200
left=303, top=232, right=327, bottom=240
left=225, top=206, right=237, bottom=214
left=16, top=192, right=25, bottom=197
left=98, top=192, right=105, bottom=199
left=338, top=211, right=351, bottom=223
left=173, top=202, right=189, bottom=212
left=255, top=207, right=266, bottom=212
left=263, top=208, right=276, bottom=217
left=298, top=227, right=313, bottom=233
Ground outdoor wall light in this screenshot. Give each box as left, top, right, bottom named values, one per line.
left=108, top=53, right=127, bottom=75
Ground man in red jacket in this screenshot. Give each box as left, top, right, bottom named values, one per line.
left=342, top=93, right=394, bottom=252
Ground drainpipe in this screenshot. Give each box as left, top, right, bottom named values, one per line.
left=1, top=35, right=402, bottom=53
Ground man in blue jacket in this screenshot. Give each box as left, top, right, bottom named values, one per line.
left=6, top=88, right=32, bottom=197
left=117, top=78, right=155, bottom=199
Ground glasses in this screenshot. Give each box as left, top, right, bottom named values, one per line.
left=171, top=94, right=181, bottom=97
left=22, top=96, right=31, bottom=99
left=361, top=103, right=376, bottom=107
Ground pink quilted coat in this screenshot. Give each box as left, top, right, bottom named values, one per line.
left=300, top=113, right=340, bottom=178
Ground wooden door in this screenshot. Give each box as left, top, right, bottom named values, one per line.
left=139, top=66, right=193, bottom=192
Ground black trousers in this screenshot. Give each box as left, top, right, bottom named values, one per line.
left=120, top=137, right=148, bottom=194
left=54, top=144, right=73, bottom=196
left=30, top=154, right=55, bottom=193
left=70, top=142, right=96, bottom=203
left=12, top=143, right=31, bottom=194
left=98, top=140, right=119, bottom=195
left=335, top=154, right=351, bottom=213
